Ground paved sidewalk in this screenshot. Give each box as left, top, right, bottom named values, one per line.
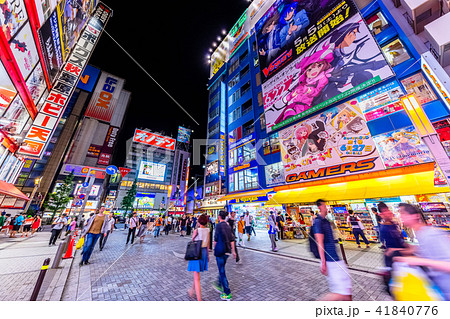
left=239, top=229, right=385, bottom=273
left=62, top=229, right=390, bottom=301
left=0, top=230, right=73, bottom=301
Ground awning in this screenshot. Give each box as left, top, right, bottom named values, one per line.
left=0, top=180, right=30, bottom=201
left=266, top=167, right=450, bottom=205
left=217, top=188, right=274, bottom=202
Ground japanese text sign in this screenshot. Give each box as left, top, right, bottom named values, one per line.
left=133, top=129, right=176, bottom=151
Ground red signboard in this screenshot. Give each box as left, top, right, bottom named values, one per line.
left=133, top=129, right=175, bottom=151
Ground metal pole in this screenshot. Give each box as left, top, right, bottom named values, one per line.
left=78, top=168, right=96, bottom=219
left=30, top=258, right=50, bottom=301
left=23, top=178, right=41, bottom=214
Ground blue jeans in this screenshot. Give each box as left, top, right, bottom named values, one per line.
left=82, top=233, right=102, bottom=262
left=154, top=226, right=161, bottom=237
left=216, top=255, right=231, bottom=295
left=353, top=228, right=369, bottom=246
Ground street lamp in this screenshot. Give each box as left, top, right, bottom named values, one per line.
left=23, top=176, right=42, bottom=215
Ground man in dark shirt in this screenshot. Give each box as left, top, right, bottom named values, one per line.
left=180, top=215, right=187, bottom=237
left=213, top=210, right=236, bottom=301
left=314, top=199, right=352, bottom=301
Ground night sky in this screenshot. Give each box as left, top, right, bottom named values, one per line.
left=88, top=0, right=250, bottom=176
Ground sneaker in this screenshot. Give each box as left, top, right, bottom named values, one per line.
left=220, top=293, right=232, bottom=301
left=212, top=283, right=224, bottom=294
left=273, top=247, right=278, bottom=252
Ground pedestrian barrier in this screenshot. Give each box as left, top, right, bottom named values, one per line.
left=30, top=258, right=50, bottom=301
left=52, top=236, right=71, bottom=269
left=338, top=238, right=348, bottom=265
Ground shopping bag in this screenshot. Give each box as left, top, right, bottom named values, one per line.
left=75, top=237, right=85, bottom=250
left=184, top=240, right=202, bottom=260
left=390, top=262, right=445, bottom=301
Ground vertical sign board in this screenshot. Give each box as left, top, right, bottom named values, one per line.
left=84, top=71, right=125, bottom=122
left=421, top=52, right=450, bottom=111
left=17, top=3, right=112, bottom=159
left=219, top=82, right=226, bottom=175
left=97, top=125, right=119, bottom=166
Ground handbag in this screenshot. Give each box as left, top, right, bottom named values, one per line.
left=184, top=233, right=202, bottom=260
left=75, top=237, right=85, bottom=250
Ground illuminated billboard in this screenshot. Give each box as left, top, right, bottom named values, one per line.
left=177, top=126, right=191, bottom=143
left=279, top=99, right=384, bottom=184
left=138, top=161, right=166, bottom=182
left=74, top=184, right=100, bottom=196
left=134, top=193, right=155, bottom=208
left=262, top=13, right=394, bottom=132
left=133, top=129, right=176, bottom=151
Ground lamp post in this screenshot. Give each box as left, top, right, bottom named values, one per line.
left=23, top=177, right=42, bottom=214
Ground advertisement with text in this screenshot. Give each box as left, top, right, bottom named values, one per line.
left=262, top=13, right=394, bottom=132
left=279, top=100, right=384, bottom=184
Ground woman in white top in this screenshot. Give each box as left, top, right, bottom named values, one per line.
left=187, top=214, right=210, bottom=301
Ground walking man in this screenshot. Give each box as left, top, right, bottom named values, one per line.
left=154, top=214, right=163, bottom=237
left=49, top=213, right=67, bottom=245
left=180, top=214, right=188, bottom=237
left=268, top=211, right=278, bottom=252
left=80, top=207, right=110, bottom=265
left=99, top=213, right=115, bottom=251
left=243, top=211, right=252, bottom=241
left=212, top=210, right=236, bottom=301
left=314, top=199, right=352, bottom=301
left=347, top=210, right=370, bottom=249
left=126, top=212, right=139, bottom=244
left=237, top=215, right=245, bottom=247
left=276, top=212, right=285, bottom=240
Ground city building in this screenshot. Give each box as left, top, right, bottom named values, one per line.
left=115, top=129, right=176, bottom=214
left=0, top=1, right=111, bottom=213
left=202, top=0, right=450, bottom=236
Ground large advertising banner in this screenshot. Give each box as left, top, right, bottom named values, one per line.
left=229, top=10, right=251, bottom=57
left=262, top=13, right=394, bottom=132
left=248, top=0, right=276, bottom=29
left=138, top=161, right=166, bottom=182
left=177, top=126, right=191, bottom=143
left=255, top=0, right=357, bottom=82
left=372, top=126, right=434, bottom=169
left=17, top=2, right=112, bottom=159
left=38, top=10, right=64, bottom=82
left=0, top=62, right=17, bottom=114
left=279, top=101, right=385, bottom=184
left=85, top=72, right=125, bottom=123
left=10, top=22, right=40, bottom=81
left=0, top=0, right=27, bottom=42
left=57, top=0, right=96, bottom=61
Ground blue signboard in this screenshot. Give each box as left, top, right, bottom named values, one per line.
left=77, top=65, right=101, bottom=92
left=106, top=165, right=118, bottom=175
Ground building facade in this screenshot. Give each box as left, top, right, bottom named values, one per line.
left=203, top=0, right=450, bottom=235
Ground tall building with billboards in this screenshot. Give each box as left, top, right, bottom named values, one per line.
left=0, top=1, right=111, bottom=213
left=115, top=129, right=176, bottom=213
left=203, top=0, right=450, bottom=232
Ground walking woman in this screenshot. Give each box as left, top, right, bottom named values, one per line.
left=31, top=215, right=41, bottom=236
left=187, top=214, right=210, bottom=301
left=137, top=215, right=149, bottom=244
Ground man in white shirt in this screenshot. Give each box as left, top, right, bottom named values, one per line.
left=49, top=213, right=68, bottom=246
left=244, top=212, right=252, bottom=241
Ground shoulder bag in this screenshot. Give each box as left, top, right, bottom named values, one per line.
left=184, top=232, right=202, bottom=260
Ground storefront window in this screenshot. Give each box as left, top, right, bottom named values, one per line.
left=400, top=72, right=437, bottom=105
left=242, top=142, right=256, bottom=163
left=265, top=162, right=285, bottom=186
left=230, top=167, right=258, bottom=192
left=381, top=39, right=411, bottom=67
left=229, top=174, right=235, bottom=193
left=238, top=171, right=244, bottom=191
left=2, top=95, right=30, bottom=135
left=366, top=11, right=389, bottom=35
left=229, top=149, right=237, bottom=167
left=26, top=63, right=47, bottom=104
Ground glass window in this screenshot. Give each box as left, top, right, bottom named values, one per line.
left=239, top=50, right=248, bottom=63
left=270, top=133, right=280, bottom=153
left=381, top=39, right=411, bottom=67
left=229, top=173, right=235, bottom=193
left=400, top=73, right=437, bottom=105
left=26, top=63, right=47, bottom=104
left=2, top=95, right=30, bottom=135
left=258, top=92, right=263, bottom=106
left=238, top=171, right=244, bottom=191
left=243, top=142, right=256, bottom=163
left=242, top=120, right=254, bottom=137
left=240, top=64, right=250, bottom=78
left=242, top=99, right=253, bottom=116
left=229, top=59, right=239, bottom=75
left=260, top=113, right=266, bottom=131
left=0, top=63, right=17, bottom=117
left=366, top=11, right=389, bottom=35
left=228, top=74, right=240, bottom=90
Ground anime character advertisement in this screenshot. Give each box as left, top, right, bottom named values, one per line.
left=262, top=13, right=394, bottom=133
left=0, top=0, right=27, bottom=41
left=372, top=126, right=434, bottom=169
left=255, top=0, right=358, bottom=83
left=279, top=101, right=385, bottom=184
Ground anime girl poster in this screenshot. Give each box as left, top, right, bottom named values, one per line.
left=262, top=13, right=394, bottom=133
left=372, top=126, right=434, bottom=168
left=0, top=0, right=27, bottom=41
left=9, top=23, right=40, bottom=81
left=278, top=100, right=384, bottom=183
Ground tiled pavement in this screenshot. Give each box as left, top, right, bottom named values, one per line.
left=62, top=229, right=390, bottom=301
left=243, top=229, right=385, bottom=273
left=0, top=230, right=60, bottom=301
